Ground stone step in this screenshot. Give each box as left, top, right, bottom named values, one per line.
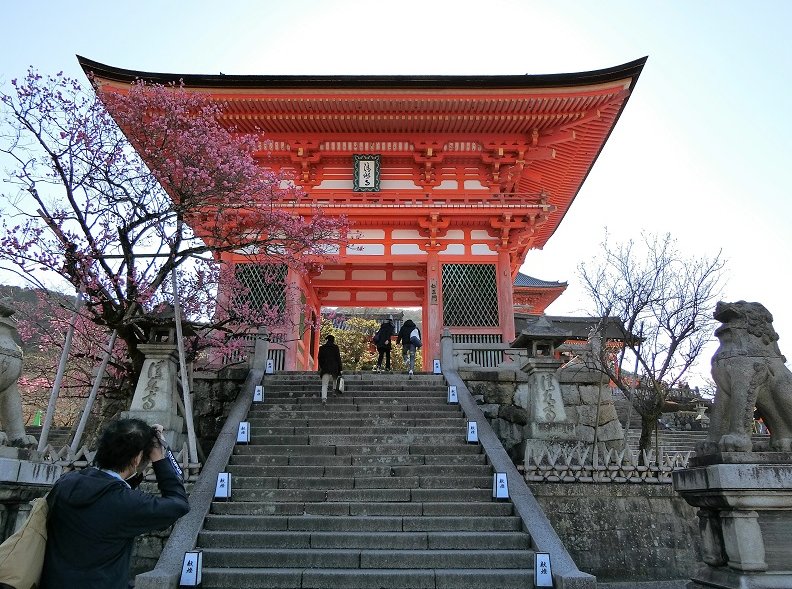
left=228, top=453, right=487, bottom=467
left=228, top=475, right=493, bottom=490
left=243, top=434, right=467, bottom=446
left=231, top=444, right=484, bottom=456
left=198, top=530, right=529, bottom=550
left=204, top=515, right=523, bottom=532
left=244, top=426, right=465, bottom=436
left=200, top=547, right=533, bottom=569
left=263, top=370, right=444, bottom=383
left=225, top=464, right=493, bottom=478
left=222, top=488, right=496, bottom=503
left=246, top=417, right=466, bottom=428
left=199, top=567, right=535, bottom=589
left=210, top=501, right=515, bottom=517
left=256, top=399, right=455, bottom=408
left=251, top=408, right=462, bottom=418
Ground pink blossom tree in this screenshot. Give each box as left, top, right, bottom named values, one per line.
left=0, top=70, right=347, bottom=405
left=6, top=288, right=129, bottom=426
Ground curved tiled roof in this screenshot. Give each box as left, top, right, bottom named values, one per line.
left=80, top=57, right=646, bottom=254
left=513, top=272, right=567, bottom=288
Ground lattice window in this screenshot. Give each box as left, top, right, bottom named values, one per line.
left=235, top=264, right=287, bottom=312
left=442, top=264, right=499, bottom=326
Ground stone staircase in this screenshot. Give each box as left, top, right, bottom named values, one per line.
left=625, top=429, right=771, bottom=456
left=26, top=425, right=72, bottom=448
left=195, top=371, right=537, bottom=589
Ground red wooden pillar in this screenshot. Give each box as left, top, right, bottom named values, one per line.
left=425, top=248, right=442, bottom=371
left=284, top=269, right=301, bottom=370
left=497, top=248, right=516, bottom=344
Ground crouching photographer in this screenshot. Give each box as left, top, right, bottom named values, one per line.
left=40, top=418, right=189, bottom=589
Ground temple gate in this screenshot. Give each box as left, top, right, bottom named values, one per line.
left=82, top=57, right=646, bottom=371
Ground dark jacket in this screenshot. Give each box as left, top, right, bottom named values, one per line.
left=375, top=321, right=395, bottom=351
left=318, top=340, right=343, bottom=377
left=41, top=459, right=189, bottom=589
left=396, top=319, right=418, bottom=351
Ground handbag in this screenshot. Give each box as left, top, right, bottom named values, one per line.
left=0, top=495, right=48, bottom=589
left=337, top=376, right=345, bottom=393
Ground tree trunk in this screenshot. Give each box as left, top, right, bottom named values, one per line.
left=638, top=413, right=657, bottom=465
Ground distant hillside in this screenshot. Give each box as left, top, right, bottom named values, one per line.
left=0, top=284, right=75, bottom=350
left=0, top=284, right=40, bottom=305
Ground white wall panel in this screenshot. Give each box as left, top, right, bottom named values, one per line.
left=346, top=244, right=385, bottom=255
left=439, top=244, right=465, bottom=255
left=357, top=292, right=387, bottom=301
left=319, top=269, right=346, bottom=280
left=471, top=244, right=497, bottom=255
left=391, top=244, right=425, bottom=255
left=351, top=270, right=387, bottom=280
left=392, top=269, right=421, bottom=280
left=392, top=230, right=422, bottom=240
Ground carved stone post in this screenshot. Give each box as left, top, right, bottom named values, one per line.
left=122, top=342, right=185, bottom=449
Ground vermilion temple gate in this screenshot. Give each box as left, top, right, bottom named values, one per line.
left=83, top=57, right=645, bottom=371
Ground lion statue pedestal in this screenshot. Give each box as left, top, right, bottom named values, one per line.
left=673, top=301, right=792, bottom=589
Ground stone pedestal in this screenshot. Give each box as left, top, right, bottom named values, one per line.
left=672, top=453, right=792, bottom=589
left=0, top=448, right=62, bottom=541
left=122, top=343, right=185, bottom=449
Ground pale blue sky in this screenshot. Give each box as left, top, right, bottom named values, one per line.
left=2, top=0, right=791, bottom=381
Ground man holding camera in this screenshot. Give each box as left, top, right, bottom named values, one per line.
left=40, top=418, right=189, bottom=589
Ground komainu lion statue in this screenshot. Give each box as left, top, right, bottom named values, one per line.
left=0, top=299, right=37, bottom=447
left=704, top=301, right=792, bottom=453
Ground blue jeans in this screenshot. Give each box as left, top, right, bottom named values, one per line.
left=402, top=345, right=415, bottom=371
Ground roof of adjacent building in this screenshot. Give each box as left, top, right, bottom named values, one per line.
left=513, top=272, right=567, bottom=288
left=514, top=314, right=629, bottom=342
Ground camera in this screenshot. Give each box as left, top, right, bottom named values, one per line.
left=151, top=426, right=165, bottom=447
left=151, top=426, right=184, bottom=482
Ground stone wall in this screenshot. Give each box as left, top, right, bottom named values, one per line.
left=461, top=369, right=526, bottom=461
left=556, top=362, right=624, bottom=449
left=191, top=367, right=247, bottom=455
left=528, top=482, right=701, bottom=582
left=461, top=362, right=624, bottom=463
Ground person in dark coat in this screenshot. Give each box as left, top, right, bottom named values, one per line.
left=395, top=319, right=421, bottom=376
left=40, top=418, right=189, bottom=589
left=318, top=334, right=343, bottom=403
left=373, top=317, right=395, bottom=372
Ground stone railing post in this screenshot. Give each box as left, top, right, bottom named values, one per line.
left=252, top=327, right=269, bottom=372
left=441, top=327, right=454, bottom=371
